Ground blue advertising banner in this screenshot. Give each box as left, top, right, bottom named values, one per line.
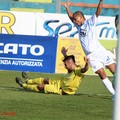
left=0, top=34, right=58, bottom=73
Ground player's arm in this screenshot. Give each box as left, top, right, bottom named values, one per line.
left=61, top=47, right=68, bottom=57
left=81, top=57, right=89, bottom=73
left=96, top=0, right=103, bottom=17
left=64, top=1, right=74, bottom=22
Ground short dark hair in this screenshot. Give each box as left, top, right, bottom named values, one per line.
left=63, top=55, right=76, bottom=63
left=73, top=11, right=84, bottom=17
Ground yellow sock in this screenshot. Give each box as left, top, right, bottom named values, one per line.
left=27, top=78, right=44, bottom=84
left=23, top=84, right=39, bottom=92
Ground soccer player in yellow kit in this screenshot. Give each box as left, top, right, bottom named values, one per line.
left=16, top=47, right=89, bottom=95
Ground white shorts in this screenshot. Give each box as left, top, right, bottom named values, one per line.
left=87, top=49, right=115, bottom=72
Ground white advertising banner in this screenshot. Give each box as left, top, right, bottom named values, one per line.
left=0, top=11, right=36, bottom=35
left=0, top=11, right=117, bottom=40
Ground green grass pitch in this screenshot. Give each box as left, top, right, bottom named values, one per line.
left=0, top=71, right=114, bottom=120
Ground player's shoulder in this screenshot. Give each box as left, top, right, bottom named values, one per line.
left=74, top=66, right=85, bottom=77
left=74, top=65, right=82, bottom=73
left=86, top=14, right=98, bottom=25
left=88, top=14, right=97, bottom=20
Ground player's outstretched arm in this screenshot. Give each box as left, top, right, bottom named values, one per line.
left=81, top=57, right=89, bottom=73
left=96, top=0, right=103, bottom=17
left=61, top=47, right=68, bottom=57
left=64, top=1, right=74, bottom=22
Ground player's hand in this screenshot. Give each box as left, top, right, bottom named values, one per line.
left=84, top=56, right=89, bottom=64
left=64, top=1, right=72, bottom=8
left=61, top=47, right=68, bottom=57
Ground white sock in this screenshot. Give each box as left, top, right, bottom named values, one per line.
left=102, top=77, right=115, bottom=95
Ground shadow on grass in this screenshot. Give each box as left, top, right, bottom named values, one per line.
left=0, top=85, right=36, bottom=93
left=75, top=93, right=111, bottom=100
left=0, top=86, right=112, bottom=100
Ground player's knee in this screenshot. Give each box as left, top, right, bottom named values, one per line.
left=37, top=84, right=45, bottom=91
left=43, top=78, right=49, bottom=84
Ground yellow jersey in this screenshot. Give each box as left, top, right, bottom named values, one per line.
left=61, top=66, right=84, bottom=95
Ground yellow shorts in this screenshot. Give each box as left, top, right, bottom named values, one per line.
left=44, top=80, right=62, bottom=95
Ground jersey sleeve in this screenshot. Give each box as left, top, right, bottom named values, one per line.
left=74, top=66, right=84, bottom=76
left=88, top=14, right=98, bottom=26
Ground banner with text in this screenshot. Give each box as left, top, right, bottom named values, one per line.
left=56, top=37, right=85, bottom=73
left=56, top=37, right=116, bottom=76
left=0, top=34, right=58, bottom=73
left=0, top=11, right=117, bottom=40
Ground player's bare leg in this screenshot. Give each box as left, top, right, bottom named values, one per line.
left=95, top=68, right=107, bottom=79
left=95, top=68, right=115, bottom=95
left=106, top=63, right=116, bottom=75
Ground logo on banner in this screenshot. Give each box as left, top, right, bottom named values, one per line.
left=0, top=34, right=57, bottom=73
left=0, top=43, right=44, bottom=56
left=0, top=43, right=44, bottom=67
left=0, top=12, right=15, bottom=34
left=43, top=20, right=116, bottom=38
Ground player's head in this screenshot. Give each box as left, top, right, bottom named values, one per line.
left=73, top=11, right=85, bottom=26
left=63, top=55, right=76, bottom=72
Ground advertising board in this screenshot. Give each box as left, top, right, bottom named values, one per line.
left=0, top=34, right=58, bottom=73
